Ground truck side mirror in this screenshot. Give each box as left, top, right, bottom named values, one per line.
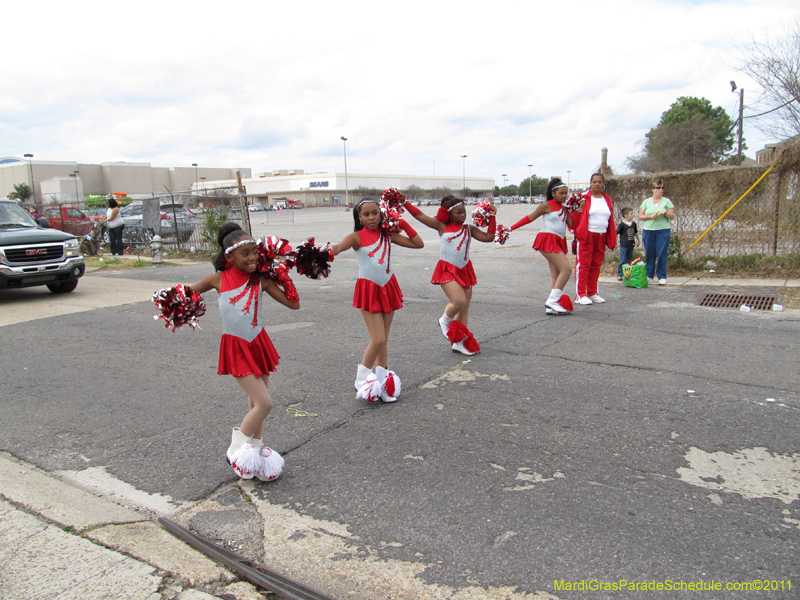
left=37, top=217, right=51, bottom=228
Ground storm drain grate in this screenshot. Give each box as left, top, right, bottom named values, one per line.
left=698, top=293, right=776, bottom=310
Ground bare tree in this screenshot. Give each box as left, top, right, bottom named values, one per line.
left=738, top=19, right=800, bottom=139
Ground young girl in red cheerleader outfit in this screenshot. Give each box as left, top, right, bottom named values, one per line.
left=331, top=198, right=424, bottom=403
left=403, top=194, right=496, bottom=355
left=509, top=178, right=581, bottom=315
left=191, top=223, right=300, bottom=481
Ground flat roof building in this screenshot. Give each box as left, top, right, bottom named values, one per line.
left=197, top=170, right=496, bottom=207
left=0, top=157, right=250, bottom=205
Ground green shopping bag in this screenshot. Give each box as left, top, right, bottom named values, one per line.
left=623, top=262, right=648, bottom=288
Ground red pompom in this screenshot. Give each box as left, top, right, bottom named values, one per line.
left=380, top=203, right=402, bottom=234
left=152, top=284, right=207, bottom=331
left=558, top=294, right=574, bottom=312
left=380, top=187, right=403, bottom=209
left=494, top=224, right=510, bottom=245
left=256, top=236, right=294, bottom=274
left=446, top=320, right=469, bottom=344
left=435, top=205, right=450, bottom=223
left=471, top=200, right=495, bottom=228
left=565, top=193, right=583, bottom=212
left=293, top=238, right=333, bottom=279
left=463, top=334, right=481, bottom=354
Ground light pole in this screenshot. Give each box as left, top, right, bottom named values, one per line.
left=433, top=161, right=435, bottom=176
left=341, top=137, right=349, bottom=207
left=527, top=164, right=533, bottom=198
left=502, top=174, right=507, bottom=193
left=192, top=163, right=198, bottom=192
left=200, top=176, right=207, bottom=197
left=731, top=81, right=744, bottom=166
left=460, top=155, right=467, bottom=196
left=567, top=170, right=571, bottom=190
left=24, top=153, right=35, bottom=205
left=70, top=171, right=80, bottom=203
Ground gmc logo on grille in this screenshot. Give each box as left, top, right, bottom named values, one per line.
left=26, top=249, right=47, bottom=256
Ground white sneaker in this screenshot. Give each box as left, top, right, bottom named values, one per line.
left=588, top=294, right=605, bottom=303
left=451, top=341, right=476, bottom=356
left=544, top=300, right=569, bottom=314
left=577, top=296, right=593, bottom=305
left=658, top=279, right=667, bottom=285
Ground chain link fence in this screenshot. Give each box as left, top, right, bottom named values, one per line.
left=605, top=144, right=800, bottom=263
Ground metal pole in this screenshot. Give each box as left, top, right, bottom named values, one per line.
left=567, top=170, right=571, bottom=190
left=341, top=137, right=349, bottom=207
left=527, top=164, right=533, bottom=198
left=24, top=154, right=35, bottom=205
left=433, top=161, right=435, bottom=176
left=737, top=88, right=744, bottom=166
left=192, top=163, right=198, bottom=195
left=71, top=171, right=79, bottom=203
left=460, top=155, right=467, bottom=195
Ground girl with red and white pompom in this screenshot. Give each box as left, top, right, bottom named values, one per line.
left=191, top=222, right=299, bottom=481
left=508, top=178, right=582, bottom=315
left=403, top=194, right=496, bottom=356
left=331, top=197, right=424, bottom=403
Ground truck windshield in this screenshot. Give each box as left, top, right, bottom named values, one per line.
left=0, top=203, right=37, bottom=228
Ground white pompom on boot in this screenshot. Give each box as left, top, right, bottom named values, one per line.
left=355, top=364, right=381, bottom=402
left=226, top=427, right=261, bottom=479
left=375, top=366, right=401, bottom=403
left=256, top=446, right=285, bottom=481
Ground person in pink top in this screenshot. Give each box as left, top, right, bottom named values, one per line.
left=331, top=198, right=424, bottom=403
left=572, top=172, right=616, bottom=305
left=403, top=194, right=497, bottom=356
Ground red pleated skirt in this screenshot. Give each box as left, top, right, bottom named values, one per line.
left=533, top=232, right=568, bottom=254
left=353, top=275, right=403, bottom=313
left=431, top=259, right=477, bottom=288
left=218, top=328, right=280, bottom=377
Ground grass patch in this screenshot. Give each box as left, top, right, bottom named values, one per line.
left=604, top=252, right=800, bottom=279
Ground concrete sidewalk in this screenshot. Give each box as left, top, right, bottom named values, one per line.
left=599, top=274, right=800, bottom=288
left=0, top=453, right=265, bottom=600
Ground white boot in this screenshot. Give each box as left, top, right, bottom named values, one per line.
left=545, top=289, right=568, bottom=314
left=438, top=313, right=453, bottom=339
left=375, top=366, right=401, bottom=403
left=355, top=364, right=381, bottom=402
left=355, top=364, right=372, bottom=391
left=226, top=427, right=261, bottom=480
left=451, top=340, right=476, bottom=356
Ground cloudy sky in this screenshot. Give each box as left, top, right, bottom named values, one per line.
left=2, top=0, right=797, bottom=188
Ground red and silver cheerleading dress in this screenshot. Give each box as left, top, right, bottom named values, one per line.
left=353, top=227, right=404, bottom=313
left=218, top=267, right=280, bottom=377
left=431, top=222, right=477, bottom=289
left=532, top=200, right=569, bottom=254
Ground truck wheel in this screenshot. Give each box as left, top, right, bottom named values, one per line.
left=47, top=281, right=79, bottom=294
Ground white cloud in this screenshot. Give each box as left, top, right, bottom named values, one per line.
left=1, top=0, right=796, bottom=187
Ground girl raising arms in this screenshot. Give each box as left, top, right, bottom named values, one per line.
left=403, top=195, right=496, bottom=355
left=191, top=223, right=299, bottom=481
left=331, top=197, right=424, bottom=403
left=509, top=178, right=581, bottom=315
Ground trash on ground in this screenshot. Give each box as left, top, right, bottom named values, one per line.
left=740, top=305, right=751, bottom=312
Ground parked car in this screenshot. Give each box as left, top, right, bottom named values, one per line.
left=248, top=203, right=265, bottom=212
left=0, top=200, right=85, bottom=293
left=115, top=201, right=195, bottom=243
left=42, top=206, right=94, bottom=236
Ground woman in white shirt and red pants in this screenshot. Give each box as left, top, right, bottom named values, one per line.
left=572, top=172, right=616, bottom=305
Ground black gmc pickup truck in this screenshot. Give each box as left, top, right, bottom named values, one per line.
left=0, top=199, right=85, bottom=293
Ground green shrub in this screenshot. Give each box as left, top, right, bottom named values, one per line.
left=199, top=207, right=229, bottom=247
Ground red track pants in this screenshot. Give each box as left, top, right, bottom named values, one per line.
left=574, top=231, right=607, bottom=298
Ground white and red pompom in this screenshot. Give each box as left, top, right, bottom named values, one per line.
left=229, top=442, right=262, bottom=479
left=565, top=193, right=583, bottom=212
left=380, top=187, right=403, bottom=209
left=494, top=224, right=510, bottom=246
left=446, top=320, right=481, bottom=354
left=356, top=372, right=383, bottom=403
left=558, top=294, right=574, bottom=312
left=293, top=238, right=333, bottom=280
left=256, top=236, right=294, bottom=273
left=471, top=200, right=496, bottom=228
left=383, top=370, right=401, bottom=397
left=255, top=446, right=284, bottom=482
left=380, top=203, right=402, bottom=234
left=152, top=284, right=207, bottom=331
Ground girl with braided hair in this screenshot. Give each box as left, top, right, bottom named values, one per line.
left=403, top=194, right=496, bottom=355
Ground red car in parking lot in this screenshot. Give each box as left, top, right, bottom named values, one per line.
left=42, top=206, right=94, bottom=236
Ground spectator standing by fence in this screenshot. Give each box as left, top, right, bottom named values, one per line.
left=639, top=178, right=675, bottom=285
left=102, top=198, right=125, bottom=256
left=573, top=173, right=616, bottom=304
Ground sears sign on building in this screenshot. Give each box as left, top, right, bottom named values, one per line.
left=309, top=181, right=329, bottom=188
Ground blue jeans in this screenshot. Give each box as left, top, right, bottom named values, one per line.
left=643, top=228, right=670, bottom=280
left=618, top=246, right=634, bottom=278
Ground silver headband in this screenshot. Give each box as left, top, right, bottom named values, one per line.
left=552, top=183, right=567, bottom=191
left=356, top=199, right=378, bottom=210
left=225, top=239, right=256, bottom=254
left=448, top=201, right=465, bottom=211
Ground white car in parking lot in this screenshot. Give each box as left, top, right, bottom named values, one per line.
left=116, top=201, right=196, bottom=243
